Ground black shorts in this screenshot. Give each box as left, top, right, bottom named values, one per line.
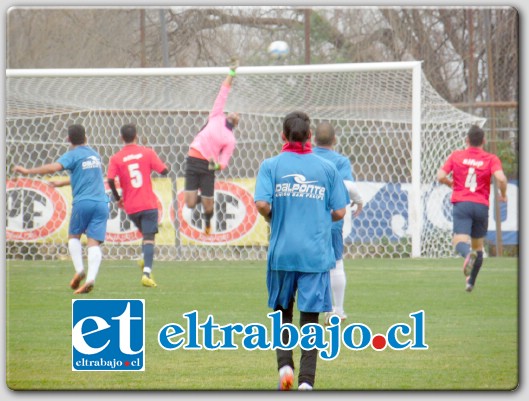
left=184, top=156, right=215, bottom=197
left=128, top=209, right=159, bottom=235
left=452, top=201, right=489, bottom=239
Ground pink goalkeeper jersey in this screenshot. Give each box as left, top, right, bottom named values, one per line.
left=189, top=83, right=236, bottom=169
left=441, top=147, right=503, bottom=207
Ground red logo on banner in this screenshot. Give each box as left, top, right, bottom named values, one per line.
left=176, top=181, right=258, bottom=243
left=6, top=178, right=68, bottom=241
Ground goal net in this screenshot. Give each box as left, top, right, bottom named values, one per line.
left=5, top=62, right=484, bottom=261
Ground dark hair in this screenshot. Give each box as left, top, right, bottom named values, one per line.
left=467, top=125, right=485, bottom=147
left=68, top=124, right=86, bottom=145
left=283, top=111, right=311, bottom=145
left=121, top=123, right=137, bottom=144
left=315, top=121, right=335, bottom=146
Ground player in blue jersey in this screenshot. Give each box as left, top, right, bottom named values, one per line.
left=255, top=111, right=347, bottom=391
left=313, top=121, right=364, bottom=324
left=14, top=124, right=109, bottom=294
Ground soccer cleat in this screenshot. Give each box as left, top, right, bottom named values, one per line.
left=141, top=274, right=157, bottom=288
left=74, top=281, right=94, bottom=294
left=465, top=277, right=474, bottom=292
left=278, top=365, right=294, bottom=391
left=324, top=310, right=348, bottom=326
left=70, top=272, right=86, bottom=290
left=463, top=251, right=477, bottom=277
left=298, top=383, right=313, bottom=391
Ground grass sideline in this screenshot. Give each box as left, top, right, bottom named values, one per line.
left=6, top=257, right=518, bottom=391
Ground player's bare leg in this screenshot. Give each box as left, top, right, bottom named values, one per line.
left=184, top=190, right=200, bottom=209
left=453, top=234, right=475, bottom=276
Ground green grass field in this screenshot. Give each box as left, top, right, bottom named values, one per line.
left=6, top=257, right=518, bottom=391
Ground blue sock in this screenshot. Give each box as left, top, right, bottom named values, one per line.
left=142, top=243, right=154, bottom=275
left=455, top=242, right=471, bottom=258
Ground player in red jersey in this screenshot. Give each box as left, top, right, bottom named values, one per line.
left=108, top=124, right=169, bottom=287
left=437, top=125, right=507, bottom=292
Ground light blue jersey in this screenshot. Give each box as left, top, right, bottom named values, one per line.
left=313, top=147, right=354, bottom=183
left=313, top=147, right=354, bottom=232
left=57, top=146, right=108, bottom=204
left=255, top=152, right=347, bottom=273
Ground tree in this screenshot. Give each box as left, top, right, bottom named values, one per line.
left=7, top=6, right=518, bottom=106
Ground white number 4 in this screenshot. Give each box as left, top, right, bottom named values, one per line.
left=465, top=167, right=477, bottom=192
left=128, top=163, right=143, bottom=188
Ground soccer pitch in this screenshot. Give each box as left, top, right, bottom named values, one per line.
left=6, top=257, right=518, bottom=391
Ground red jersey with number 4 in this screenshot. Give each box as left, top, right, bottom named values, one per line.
left=441, top=147, right=503, bottom=207
left=108, top=144, right=167, bottom=215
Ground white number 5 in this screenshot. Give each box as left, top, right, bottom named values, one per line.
left=465, top=167, right=477, bottom=192
left=128, top=163, right=143, bottom=188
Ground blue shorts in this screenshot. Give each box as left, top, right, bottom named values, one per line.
left=69, top=200, right=109, bottom=242
left=331, top=228, right=344, bottom=261
left=128, top=209, right=159, bottom=235
left=267, top=269, right=332, bottom=313
left=453, top=201, right=489, bottom=239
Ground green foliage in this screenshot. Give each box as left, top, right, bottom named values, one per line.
left=495, top=140, right=518, bottom=179
left=6, top=258, right=517, bottom=390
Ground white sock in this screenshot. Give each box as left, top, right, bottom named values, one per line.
left=279, top=365, right=293, bottom=377
left=298, top=382, right=313, bottom=391
left=182, top=205, right=193, bottom=221
left=86, top=246, right=102, bottom=283
left=330, top=259, right=346, bottom=315
left=68, top=238, right=84, bottom=274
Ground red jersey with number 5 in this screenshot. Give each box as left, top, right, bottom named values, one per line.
left=108, top=144, right=167, bottom=214
left=441, top=147, right=503, bottom=207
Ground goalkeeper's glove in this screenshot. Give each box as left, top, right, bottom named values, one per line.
left=208, top=159, right=221, bottom=171
left=229, top=58, right=239, bottom=76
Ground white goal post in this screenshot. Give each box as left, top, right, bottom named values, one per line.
left=6, top=62, right=485, bottom=261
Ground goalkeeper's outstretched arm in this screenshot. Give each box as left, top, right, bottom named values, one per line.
left=223, top=58, right=239, bottom=87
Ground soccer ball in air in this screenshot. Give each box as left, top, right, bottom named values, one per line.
left=268, top=41, right=290, bottom=60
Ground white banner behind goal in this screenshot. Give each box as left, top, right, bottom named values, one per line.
left=6, top=62, right=485, bottom=261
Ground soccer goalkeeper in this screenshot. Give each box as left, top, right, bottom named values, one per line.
left=183, top=59, right=240, bottom=235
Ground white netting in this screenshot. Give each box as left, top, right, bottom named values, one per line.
left=5, top=63, right=485, bottom=260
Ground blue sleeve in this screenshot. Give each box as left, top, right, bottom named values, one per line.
left=254, top=159, right=274, bottom=204
left=57, top=150, right=74, bottom=171
left=337, top=156, right=355, bottom=182
left=329, top=166, right=348, bottom=211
